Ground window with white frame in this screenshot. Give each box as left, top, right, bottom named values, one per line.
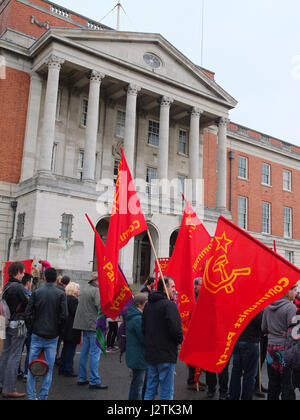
left=146, top=167, right=157, bottom=195
left=238, top=156, right=248, bottom=180
left=178, top=176, right=186, bottom=198
left=60, top=214, right=73, bottom=240
left=148, top=120, right=160, bottom=147
left=283, top=169, right=292, bottom=192
left=261, top=163, right=271, bottom=186
left=51, top=143, right=58, bottom=172
left=77, top=151, right=84, bottom=181
left=237, top=196, right=248, bottom=230
left=81, top=98, right=88, bottom=127
left=285, top=250, right=295, bottom=264
left=115, top=110, right=126, bottom=137
left=16, top=213, right=25, bottom=239
left=113, top=159, right=120, bottom=185
left=262, top=201, right=271, bottom=234
left=178, top=130, right=188, bottom=155
left=284, top=207, right=293, bottom=238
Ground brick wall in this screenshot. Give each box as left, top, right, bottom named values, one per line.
left=0, top=67, right=30, bottom=183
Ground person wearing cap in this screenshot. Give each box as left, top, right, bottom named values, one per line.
left=73, top=272, right=108, bottom=390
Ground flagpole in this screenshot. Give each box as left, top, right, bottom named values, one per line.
left=0, top=261, right=4, bottom=290
left=147, top=230, right=170, bottom=300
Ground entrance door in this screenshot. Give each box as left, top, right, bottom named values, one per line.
left=134, top=233, right=151, bottom=285
left=140, top=243, right=151, bottom=285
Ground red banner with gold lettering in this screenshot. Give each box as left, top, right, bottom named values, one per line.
left=166, top=196, right=212, bottom=335
left=180, top=216, right=300, bottom=373
left=102, top=148, right=147, bottom=307
left=86, top=214, right=133, bottom=320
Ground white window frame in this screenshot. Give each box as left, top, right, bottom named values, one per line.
left=80, top=98, right=88, bottom=127
left=146, top=167, right=158, bottom=195
left=148, top=120, right=160, bottom=147
left=283, top=169, right=292, bottom=192
left=178, top=129, right=188, bottom=155
left=284, top=207, right=293, bottom=238
left=77, top=150, right=84, bottom=181
left=262, top=201, right=271, bottom=234
left=261, top=163, right=271, bottom=186
left=238, top=156, right=248, bottom=180
left=285, top=250, right=295, bottom=264
left=60, top=213, right=73, bottom=240
left=115, top=110, right=126, bottom=138
left=237, top=196, right=248, bottom=230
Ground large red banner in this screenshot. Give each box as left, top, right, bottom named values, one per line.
left=4, top=259, right=33, bottom=285
left=180, top=216, right=300, bottom=373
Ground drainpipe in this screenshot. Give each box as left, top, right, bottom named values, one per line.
left=228, top=151, right=235, bottom=212
left=7, top=201, right=18, bottom=261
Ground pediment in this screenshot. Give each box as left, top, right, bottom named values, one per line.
left=34, top=30, right=237, bottom=108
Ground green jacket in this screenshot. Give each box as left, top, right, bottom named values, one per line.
left=125, top=305, right=147, bottom=370
left=73, top=282, right=100, bottom=332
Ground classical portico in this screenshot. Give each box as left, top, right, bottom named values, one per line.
left=16, top=28, right=237, bottom=283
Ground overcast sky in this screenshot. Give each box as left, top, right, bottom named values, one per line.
left=57, top=0, right=300, bottom=146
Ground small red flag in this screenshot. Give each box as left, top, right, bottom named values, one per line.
left=103, top=148, right=148, bottom=303
left=86, top=214, right=132, bottom=320
left=166, top=196, right=212, bottom=334
left=180, top=216, right=300, bottom=373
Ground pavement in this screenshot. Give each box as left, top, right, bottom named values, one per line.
left=0, top=347, right=279, bottom=401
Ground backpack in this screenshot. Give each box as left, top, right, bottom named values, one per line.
left=284, top=316, right=300, bottom=370
left=0, top=289, right=11, bottom=329
left=116, top=320, right=126, bottom=363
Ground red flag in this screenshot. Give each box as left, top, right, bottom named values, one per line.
left=86, top=214, right=133, bottom=320
left=179, top=216, right=300, bottom=373
left=103, top=148, right=148, bottom=303
left=4, top=260, right=33, bottom=285
left=166, top=196, right=212, bottom=334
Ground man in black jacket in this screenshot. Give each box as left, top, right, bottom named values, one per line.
left=0, top=261, right=27, bottom=398
left=24, top=268, right=68, bottom=400
left=142, top=277, right=183, bottom=400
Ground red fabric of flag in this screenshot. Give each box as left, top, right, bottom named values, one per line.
left=166, top=196, right=212, bottom=335
left=180, top=216, right=300, bottom=373
left=103, top=148, right=148, bottom=303
left=5, top=260, right=33, bottom=285
left=86, top=214, right=133, bottom=320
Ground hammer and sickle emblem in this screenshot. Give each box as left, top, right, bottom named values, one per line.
left=203, top=255, right=251, bottom=295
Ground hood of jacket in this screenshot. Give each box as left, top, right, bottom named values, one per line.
left=268, top=298, right=291, bottom=312
left=147, top=291, right=167, bottom=304
left=126, top=304, right=142, bottom=322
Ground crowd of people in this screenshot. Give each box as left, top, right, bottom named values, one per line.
left=0, top=261, right=300, bottom=401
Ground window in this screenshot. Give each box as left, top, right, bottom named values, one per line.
left=77, top=151, right=84, bottom=181
left=179, top=130, right=188, bottom=155
left=262, top=202, right=271, bottom=234
left=237, top=196, right=248, bottom=230
left=283, top=170, right=292, bottom=192
left=60, top=214, right=73, bottom=240
left=16, top=213, right=25, bottom=239
left=285, top=251, right=295, bottom=264
left=146, top=167, right=157, bottom=195
left=261, top=163, right=271, bottom=186
left=238, top=156, right=248, bottom=179
left=115, top=110, right=126, bottom=137
left=284, top=207, right=293, bottom=238
left=113, top=159, right=120, bottom=185
left=148, top=120, right=160, bottom=147
left=81, top=98, right=88, bottom=127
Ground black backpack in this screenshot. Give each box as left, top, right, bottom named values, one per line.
left=284, top=316, right=300, bottom=370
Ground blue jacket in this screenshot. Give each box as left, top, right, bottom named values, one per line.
left=125, top=305, right=147, bottom=370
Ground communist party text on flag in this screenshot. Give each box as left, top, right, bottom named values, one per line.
left=166, top=196, right=212, bottom=335
left=86, top=214, right=133, bottom=320
left=102, top=148, right=147, bottom=305
left=180, top=216, right=300, bottom=373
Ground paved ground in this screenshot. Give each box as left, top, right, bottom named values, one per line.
left=0, top=348, right=277, bottom=401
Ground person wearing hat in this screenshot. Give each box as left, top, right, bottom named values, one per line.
left=73, top=272, right=108, bottom=390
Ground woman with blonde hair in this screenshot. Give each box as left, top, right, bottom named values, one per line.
left=59, top=282, right=81, bottom=377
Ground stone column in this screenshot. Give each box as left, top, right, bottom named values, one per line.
left=216, top=117, right=228, bottom=210
left=20, top=72, right=43, bottom=181
left=82, top=70, right=105, bottom=182
left=124, top=84, right=141, bottom=175
left=189, top=107, right=203, bottom=204
left=158, top=96, right=173, bottom=181
left=38, top=55, right=65, bottom=173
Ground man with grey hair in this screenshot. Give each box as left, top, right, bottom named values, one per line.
left=73, top=272, right=108, bottom=390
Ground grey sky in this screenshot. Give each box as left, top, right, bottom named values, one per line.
left=57, top=0, right=300, bottom=146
